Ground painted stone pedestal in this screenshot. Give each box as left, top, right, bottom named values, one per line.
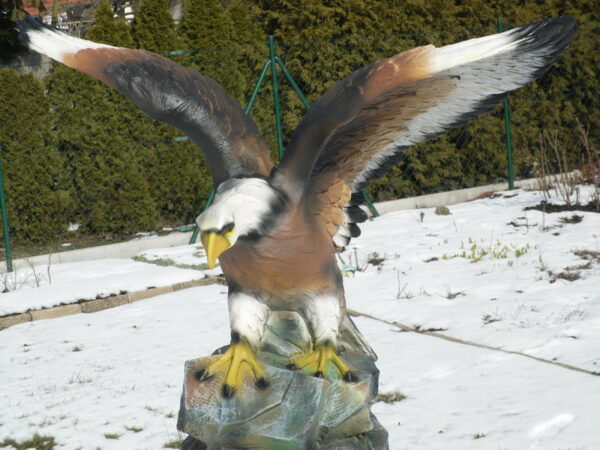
left=177, top=311, right=388, bottom=449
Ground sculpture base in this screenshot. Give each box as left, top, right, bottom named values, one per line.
left=177, top=311, right=388, bottom=449
left=180, top=413, right=388, bottom=450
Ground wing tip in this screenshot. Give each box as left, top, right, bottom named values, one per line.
left=16, top=13, right=117, bottom=64
left=514, top=15, right=577, bottom=56
left=17, top=13, right=49, bottom=39
left=16, top=14, right=69, bottom=63
left=16, top=14, right=37, bottom=43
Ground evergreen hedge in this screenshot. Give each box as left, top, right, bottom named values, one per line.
left=44, top=1, right=160, bottom=236
left=0, top=68, right=72, bottom=244
left=252, top=0, right=599, bottom=200
left=0, top=0, right=597, bottom=245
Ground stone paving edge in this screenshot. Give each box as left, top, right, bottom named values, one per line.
left=0, top=276, right=226, bottom=331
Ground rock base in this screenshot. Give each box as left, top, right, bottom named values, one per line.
left=177, top=311, right=388, bottom=449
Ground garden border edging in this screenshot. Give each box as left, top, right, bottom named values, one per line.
left=0, top=276, right=226, bottom=331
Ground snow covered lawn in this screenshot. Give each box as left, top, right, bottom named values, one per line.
left=346, top=187, right=600, bottom=373
left=1, top=286, right=229, bottom=449
left=1, top=186, right=599, bottom=449
left=0, top=259, right=210, bottom=316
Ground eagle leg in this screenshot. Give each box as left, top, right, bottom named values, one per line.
left=288, top=343, right=358, bottom=382
left=199, top=340, right=269, bottom=398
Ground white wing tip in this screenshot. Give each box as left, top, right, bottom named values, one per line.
left=18, top=15, right=115, bottom=64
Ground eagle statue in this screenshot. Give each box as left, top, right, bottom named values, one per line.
left=17, top=15, right=575, bottom=398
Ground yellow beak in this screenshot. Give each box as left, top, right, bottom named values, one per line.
left=201, top=231, right=232, bottom=269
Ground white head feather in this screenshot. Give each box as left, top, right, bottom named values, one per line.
left=195, top=178, right=280, bottom=245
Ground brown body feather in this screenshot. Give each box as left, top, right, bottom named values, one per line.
left=219, top=206, right=342, bottom=307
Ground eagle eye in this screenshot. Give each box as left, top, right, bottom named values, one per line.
left=220, top=222, right=234, bottom=234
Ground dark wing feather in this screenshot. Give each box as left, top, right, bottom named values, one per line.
left=275, top=16, right=576, bottom=250
left=17, top=16, right=273, bottom=187
left=273, top=44, right=434, bottom=200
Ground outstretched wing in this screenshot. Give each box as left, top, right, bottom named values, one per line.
left=17, top=16, right=274, bottom=187
left=274, top=16, right=576, bottom=250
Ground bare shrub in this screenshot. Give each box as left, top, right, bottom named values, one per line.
left=577, top=119, right=600, bottom=211
left=366, top=252, right=386, bottom=267
left=0, top=255, right=54, bottom=293
left=538, top=130, right=581, bottom=207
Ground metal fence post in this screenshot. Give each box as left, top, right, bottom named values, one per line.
left=498, top=17, right=515, bottom=190
left=275, top=57, right=311, bottom=109
left=268, top=36, right=284, bottom=160
left=245, top=60, right=272, bottom=115
left=361, top=192, right=380, bottom=217
left=0, top=159, right=13, bottom=272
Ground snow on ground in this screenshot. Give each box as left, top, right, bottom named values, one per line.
left=345, top=187, right=600, bottom=373
left=1, top=186, right=599, bottom=449
left=363, top=315, right=600, bottom=449
left=0, top=259, right=210, bottom=316
left=1, top=286, right=230, bottom=449
left=136, top=244, right=218, bottom=276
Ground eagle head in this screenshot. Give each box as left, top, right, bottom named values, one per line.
left=195, top=177, right=284, bottom=268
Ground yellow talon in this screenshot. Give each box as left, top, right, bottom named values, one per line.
left=200, top=341, right=268, bottom=398
left=289, top=343, right=357, bottom=382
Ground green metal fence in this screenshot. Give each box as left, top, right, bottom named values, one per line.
left=498, top=17, right=515, bottom=191
left=0, top=159, right=12, bottom=272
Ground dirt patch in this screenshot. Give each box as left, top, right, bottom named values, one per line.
left=376, top=391, right=406, bottom=404
left=565, top=262, right=593, bottom=271
left=573, top=250, right=600, bottom=262
left=559, top=214, right=584, bottom=224
left=508, top=217, right=538, bottom=228
left=474, top=191, right=496, bottom=200
left=548, top=270, right=581, bottom=283
left=524, top=200, right=599, bottom=214
left=540, top=249, right=599, bottom=284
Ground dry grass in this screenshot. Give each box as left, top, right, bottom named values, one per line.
left=577, top=119, right=600, bottom=210
left=104, top=432, right=122, bottom=440
left=548, top=271, right=581, bottom=283
left=573, top=249, right=600, bottom=262
left=376, top=391, right=407, bottom=403
left=0, top=434, right=56, bottom=450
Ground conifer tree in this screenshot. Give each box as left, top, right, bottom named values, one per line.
left=86, top=0, right=134, bottom=47
left=46, top=0, right=159, bottom=236
left=228, top=0, right=265, bottom=47
left=130, top=0, right=211, bottom=225
left=253, top=0, right=411, bottom=161
left=253, top=0, right=598, bottom=199
left=131, top=0, right=180, bottom=54
left=178, top=0, right=246, bottom=101
left=223, top=0, right=274, bottom=153
left=0, top=68, right=72, bottom=244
